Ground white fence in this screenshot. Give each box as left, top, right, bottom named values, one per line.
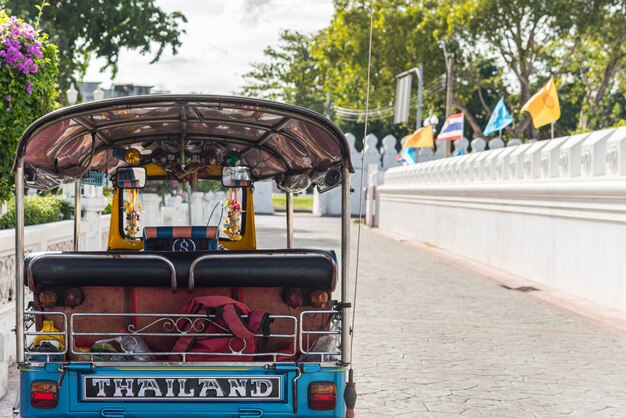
left=377, top=126, right=626, bottom=314
left=0, top=212, right=110, bottom=398
left=312, top=131, right=508, bottom=217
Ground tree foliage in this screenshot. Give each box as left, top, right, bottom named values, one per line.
left=241, top=0, right=626, bottom=142
left=3, top=0, right=187, bottom=94
left=0, top=12, right=59, bottom=203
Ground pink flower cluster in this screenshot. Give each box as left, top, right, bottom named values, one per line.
left=0, top=16, right=43, bottom=97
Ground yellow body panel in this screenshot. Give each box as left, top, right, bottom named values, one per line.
left=108, top=164, right=256, bottom=250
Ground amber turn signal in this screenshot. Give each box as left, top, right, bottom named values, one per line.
left=124, top=148, right=141, bottom=166
left=38, top=289, right=58, bottom=307
left=309, top=290, right=329, bottom=308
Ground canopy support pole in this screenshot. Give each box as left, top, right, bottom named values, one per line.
left=15, top=164, right=25, bottom=363
left=341, top=166, right=352, bottom=365
left=74, top=181, right=81, bottom=251
left=286, top=192, right=294, bottom=248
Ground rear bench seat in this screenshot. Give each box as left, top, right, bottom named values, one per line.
left=24, top=250, right=337, bottom=293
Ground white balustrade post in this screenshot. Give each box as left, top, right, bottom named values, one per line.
left=581, top=128, right=614, bottom=177
left=140, top=193, right=162, bottom=226
left=470, top=138, right=487, bottom=153
left=488, top=137, right=505, bottom=150
left=606, top=127, right=626, bottom=176
left=80, top=185, right=108, bottom=251
left=434, top=139, right=446, bottom=159
left=253, top=180, right=275, bottom=215
left=453, top=137, right=469, bottom=156
left=190, top=192, right=205, bottom=224
left=381, top=135, right=400, bottom=169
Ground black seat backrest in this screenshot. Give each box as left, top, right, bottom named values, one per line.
left=24, top=250, right=337, bottom=292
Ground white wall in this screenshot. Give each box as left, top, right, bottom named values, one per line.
left=378, top=127, right=626, bottom=314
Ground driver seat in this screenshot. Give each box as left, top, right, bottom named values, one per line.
left=143, top=226, right=219, bottom=251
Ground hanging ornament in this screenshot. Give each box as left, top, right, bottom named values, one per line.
left=124, top=189, right=142, bottom=239
left=225, top=151, right=241, bottom=167
left=223, top=188, right=243, bottom=241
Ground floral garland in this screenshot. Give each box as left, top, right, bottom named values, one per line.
left=222, top=189, right=242, bottom=241
left=123, top=189, right=142, bottom=239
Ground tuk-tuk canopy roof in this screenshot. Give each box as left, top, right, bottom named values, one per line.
left=15, top=95, right=353, bottom=189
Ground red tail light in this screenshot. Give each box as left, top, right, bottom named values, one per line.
left=308, top=382, right=336, bottom=410
left=31, top=381, right=58, bottom=408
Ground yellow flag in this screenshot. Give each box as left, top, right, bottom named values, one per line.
left=521, top=77, right=561, bottom=128
left=404, top=125, right=434, bottom=148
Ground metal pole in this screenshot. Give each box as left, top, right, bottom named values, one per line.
left=325, top=92, right=332, bottom=118
left=416, top=65, right=423, bottom=130
left=187, top=185, right=193, bottom=225
left=74, top=181, right=81, bottom=251
left=444, top=56, right=455, bottom=158
left=340, top=166, right=351, bottom=365
left=286, top=192, right=294, bottom=248
left=15, top=164, right=25, bottom=363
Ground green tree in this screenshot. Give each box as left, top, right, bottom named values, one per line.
left=240, top=30, right=326, bottom=114
left=242, top=0, right=626, bottom=143
left=3, top=0, right=187, bottom=95
left=569, top=1, right=626, bottom=130
left=0, top=13, right=59, bottom=203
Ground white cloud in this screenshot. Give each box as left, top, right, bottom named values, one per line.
left=83, top=0, right=334, bottom=95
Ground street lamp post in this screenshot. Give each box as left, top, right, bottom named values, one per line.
left=93, top=85, right=105, bottom=101
left=66, top=83, right=78, bottom=106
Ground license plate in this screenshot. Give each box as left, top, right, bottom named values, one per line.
left=83, top=375, right=282, bottom=401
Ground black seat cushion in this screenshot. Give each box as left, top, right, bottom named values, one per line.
left=24, top=250, right=337, bottom=291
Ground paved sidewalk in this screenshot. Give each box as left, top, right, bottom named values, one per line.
left=3, top=214, right=626, bottom=417
left=345, top=221, right=626, bottom=417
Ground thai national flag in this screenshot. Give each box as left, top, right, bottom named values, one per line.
left=437, top=112, right=464, bottom=141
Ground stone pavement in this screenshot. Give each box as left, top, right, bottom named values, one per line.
left=3, top=213, right=626, bottom=417
left=258, top=214, right=626, bottom=417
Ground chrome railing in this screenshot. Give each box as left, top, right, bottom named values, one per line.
left=299, top=310, right=341, bottom=359
left=24, top=308, right=341, bottom=363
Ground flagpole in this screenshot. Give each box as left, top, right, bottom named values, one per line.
left=551, top=122, right=554, bottom=140
left=499, top=129, right=502, bottom=141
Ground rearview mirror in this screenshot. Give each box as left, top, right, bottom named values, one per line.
left=222, top=166, right=252, bottom=188
left=116, top=167, right=146, bottom=189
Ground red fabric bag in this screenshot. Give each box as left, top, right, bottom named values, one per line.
left=169, top=296, right=270, bottom=361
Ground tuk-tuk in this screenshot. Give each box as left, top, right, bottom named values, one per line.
left=12, top=95, right=355, bottom=417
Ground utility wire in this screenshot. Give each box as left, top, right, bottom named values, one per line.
left=350, top=0, right=375, bottom=370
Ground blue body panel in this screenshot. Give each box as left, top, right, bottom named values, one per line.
left=20, top=363, right=346, bottom=417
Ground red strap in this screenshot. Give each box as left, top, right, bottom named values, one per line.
left=221, top=304, right=255, bottom=340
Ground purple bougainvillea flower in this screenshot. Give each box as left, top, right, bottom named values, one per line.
left=5, top=95, right=10, bottom=102
left=5, top=107, right=10, bottom=112
left=26, top=81, right=33, bottom=94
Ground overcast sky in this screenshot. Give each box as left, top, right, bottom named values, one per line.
left=83, top=0, right=334, bottom=94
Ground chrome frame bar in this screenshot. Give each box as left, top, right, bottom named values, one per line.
left=73, top=181, right=81, bottom=251
left=341, top=166, right=351, bottom=365
left=27, top=253, right=178, bottom=293
left=298, top=310, right=341, bottom=355
left=15, top=164, right=25, bottom=363
left=23, top=311, right=68, bottom=362
left=286, top=192, right=294, bottom=248
left=68, top=312, right=298, bottom=362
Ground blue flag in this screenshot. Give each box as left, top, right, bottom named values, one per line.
left=484, top=98, right=513, bottom=136
left=399, top=147, right=416, bottom=165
